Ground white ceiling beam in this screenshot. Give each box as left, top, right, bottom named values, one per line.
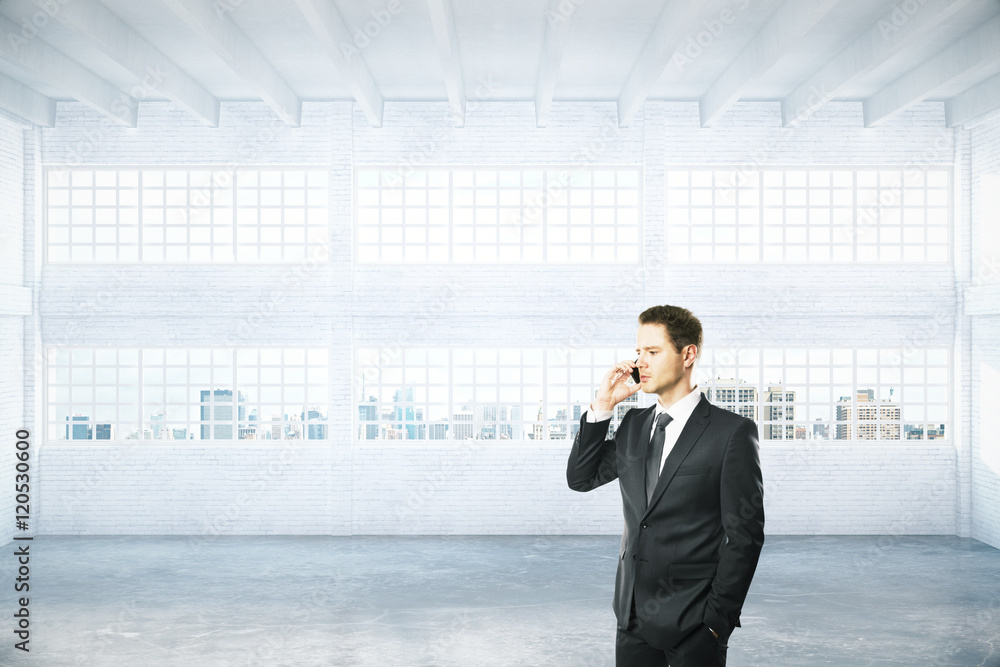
left=160, top=0, right=301, bottom=127
left=782, top=0, right=978, bottom=127
left=292, top=0, right=384, bottom=128
left=864, top=15, right=1000, bottom=126
left=699, top=0, right=842, bottom=127
left=0, top=14, right=136, bottom=126
left=0, top=71, right=55, bottom=126
left=534, top=0, right=574, bottom=127
left=616, top=0, right=704, bottom=128
left=946, top=71, right=1000, bottom=127
left=46, top=0, right=220, bottom=126
left=427, top=0, right=465, bottom=127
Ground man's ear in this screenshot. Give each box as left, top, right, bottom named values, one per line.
left=684, top=345, right=698, bottom=368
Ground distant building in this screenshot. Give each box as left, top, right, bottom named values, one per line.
left=763, top=385, right=795, bottom=440
left=549, top=407, right=568, bottom=440
left=287, top=413, right=303, bottom=440
left=704, top=379, right=757, bottom=421
left=393, top=387, right=420, bottom=439
left=836, top=390, right=900, bottom=440
left=66, top=414, right=89, bottom=440
left=302, top=409, right=327, bottom=439
left=569, top=404, right=582, bottom=440
left=452, top=407, right=474, bottom=440
left=507, top=404, right=524, bottom=440
left=478, top=404, right=504, bottom=440
left=200, top=389, right=248, bottom=439
left=533, top=400, right=544, bottom=440
left=904, top=423, right=946, bottom=440
left=149, top=411, right=166, bottom=439
left=358, top=397, right=379, bottom=439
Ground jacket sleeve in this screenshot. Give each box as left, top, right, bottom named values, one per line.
left=566, top=408, right=631, bottom=492
left=703, top=418, right=765, bottom=638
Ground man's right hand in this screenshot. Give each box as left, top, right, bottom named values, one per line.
left=592, top=359, right=643, bottom=412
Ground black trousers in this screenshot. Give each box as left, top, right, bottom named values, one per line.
left=615, top=594, right=727, bottom=667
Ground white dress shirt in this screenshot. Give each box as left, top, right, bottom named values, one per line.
left=586, top=384, right=702, bottom=475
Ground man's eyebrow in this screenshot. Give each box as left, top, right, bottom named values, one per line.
left=635, top=346, right=661, bottom=351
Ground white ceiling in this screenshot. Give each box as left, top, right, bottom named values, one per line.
left=1, top=0, right=999, bottom=128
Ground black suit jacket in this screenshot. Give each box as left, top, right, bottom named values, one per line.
left=566, top=394, right=764, bottom=649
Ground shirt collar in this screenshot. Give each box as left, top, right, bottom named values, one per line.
left=654, top=384, right=702, bottom=424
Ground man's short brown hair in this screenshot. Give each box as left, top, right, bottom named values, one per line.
left=638, top=305, right=702, bottom=358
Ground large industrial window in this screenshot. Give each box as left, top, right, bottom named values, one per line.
left=355, top=346, right=949, bottom=441
left=355, top=166, right=641, bottom=263
left=356, top=347, right=653, bottom=440
left=46, top=347, right=329, bottom=440
left=697, top=347, right=949, bottom=441
left=665, top=167, right=951, bottom=262
left=45, top=167, right=329, bottom=262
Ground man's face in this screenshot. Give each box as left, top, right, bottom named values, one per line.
left=635, top=323, right=692, bottom=395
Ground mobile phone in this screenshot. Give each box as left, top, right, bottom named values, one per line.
left=631, top=357, right=641, bottom=384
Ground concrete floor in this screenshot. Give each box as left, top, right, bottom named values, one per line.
left=0, top=535, right=997, bottom=666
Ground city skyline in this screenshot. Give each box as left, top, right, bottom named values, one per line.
left=357, top=378, right=945, bottom=441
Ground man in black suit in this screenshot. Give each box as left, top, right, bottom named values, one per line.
left=566, top=305, right=764, bottom=666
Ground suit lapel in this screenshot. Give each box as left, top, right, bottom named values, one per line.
left=642, top=394, right=712, bottom=519
left=628, top=405, right=657, bottom=514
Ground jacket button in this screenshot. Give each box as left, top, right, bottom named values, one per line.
left=640, top=522, right=647, bottom=529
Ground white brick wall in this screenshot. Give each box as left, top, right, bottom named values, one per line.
left=968, top=113, right=1000, bottom=549
left=13, top=99, right=974, bottom=538
left=0, top=110, right=29, bottom=548
left=35, top=444, right=347, bottom=535
left=955, top=127, right=973, bottom=539
left=970, top=316, right=1000, bottom=548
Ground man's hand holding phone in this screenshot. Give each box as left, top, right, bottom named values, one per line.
left=592, top=357, right=643, bottom=412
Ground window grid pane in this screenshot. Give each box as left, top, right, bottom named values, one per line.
left=47, top=348, right=329, bottom=440
left=356, top=346, right=949, bottom=441
left=666, top=167, right=951, bottom=263
left=356, top=166, right=641, bottom=263
left=45, top=167, right=329, bottom=263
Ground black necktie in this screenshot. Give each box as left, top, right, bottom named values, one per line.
left=646, top=412, right=673, bottom=505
